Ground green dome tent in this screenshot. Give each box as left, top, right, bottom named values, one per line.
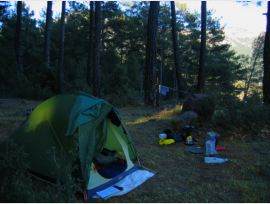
left=0, top=91, right=140, bottom=200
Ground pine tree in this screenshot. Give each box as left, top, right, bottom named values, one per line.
left=144, top=1, right=160, bottom=105
left=87, top=1, right=94, bottom=87
left=171, top=1, right=185, bottom=99
left=44, top=1, right=52, bottom=67
left=57, top=1, right=66, bottom=94
left=93, top=1, right=101, bottom=98
left=14, top=1, right=23, bottom=74
left=197, top=1, right=206, bottom=94
left=242, top=33, right=264, bottom=100
left=263, top=1, right=270, bottom=104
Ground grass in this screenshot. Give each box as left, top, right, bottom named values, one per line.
left=0, top=98, right=270, bottom=202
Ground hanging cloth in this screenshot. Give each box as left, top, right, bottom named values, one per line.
left=159, top=85, right=170, bottom=96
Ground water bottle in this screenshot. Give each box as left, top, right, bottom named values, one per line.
left=205, top=157, right=228, bottom=163
left=206, top=138, right=218, bottom=155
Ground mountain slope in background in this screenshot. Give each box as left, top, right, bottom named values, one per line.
left=223, top=27, right=264, bottom=56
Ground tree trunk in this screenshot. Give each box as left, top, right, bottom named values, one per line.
left=93, top=1, right=101, bottom=98
left=22, top=20, right=30, bottom=68
left=140, top=48, right=145, bottom=92
left=144, top=1, right=160, bottom=105
left=101, top=1, right=105, bottom=52
left=244, top=33, right=264, bottom=100
left=263, top=1, right=270, bottom=104
left=14, top=1, right=23, bottom=74
left=159, top=26, right=165, bottom=103
left=87, top=1, right=94, bottom=87
left=44, top=1, right=52, bottom=67
left=120, top=44, right=123, bottom=65
left=244, top=56, right=260, bottom=100
left=197, top=1, right=207, bottom=94
left=171, top=1, right=185, bottom=99
left=100, top=1, right=104, bottom=75
left=57, top=1, right=66, bottom=94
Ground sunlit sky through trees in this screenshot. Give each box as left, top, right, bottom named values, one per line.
left=14, top=1, right=267, bottom=38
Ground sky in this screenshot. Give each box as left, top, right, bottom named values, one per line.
left=184, top=1, right=267, bottom=37
left=20, top=1, right=268, bottom=38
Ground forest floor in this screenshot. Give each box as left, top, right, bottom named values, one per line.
left=0, top=98, right=270, bottom=202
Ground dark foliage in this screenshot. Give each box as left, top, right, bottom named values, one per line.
left=0, top=2, right=264, bottom=106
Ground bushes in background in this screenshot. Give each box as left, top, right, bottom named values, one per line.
left=211, top=93, right=270, bottom=134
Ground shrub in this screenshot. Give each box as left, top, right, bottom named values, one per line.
left=210, top=93, right=270, bottom=134
left=45, top=135, right=82, bottom=203
left=0, top=137, right=82, bottom=202
left=0, top=139, right=34, bottom=202
left=104, top=89, right=141, bottom=107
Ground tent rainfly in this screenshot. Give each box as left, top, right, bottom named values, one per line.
left=0, top=91, right=141, bottom=200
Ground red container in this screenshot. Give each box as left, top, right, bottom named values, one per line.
left=215, top=147, right=226, bottom=151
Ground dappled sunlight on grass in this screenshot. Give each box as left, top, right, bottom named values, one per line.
left=126, top=117, right=150, bottom=125
left=153, top=104, right=182, bottom=119
left=126, top=105, right=182, bottom=125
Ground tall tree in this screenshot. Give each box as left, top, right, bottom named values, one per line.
left=171, top=1, right=185, bottom=99
left=87, top=1, right=94, bottom=87
left=264, top=1, right=270, bottom=104
left=197, top=1, right=206, bottom=94
left=159, top=25, right=165, bottom=102
left=158, top=3, right=171, bottom=100
left=144, top=1, right=160, bottom=105
left=14, top=1, right=23, bottom=74
left=57, top=1, right=66, bottom=94
left=44, top=1, right=52, bottom=66
left=242, top=33, right=264, bottom=100
left=93, top=1, right=101, bottom=98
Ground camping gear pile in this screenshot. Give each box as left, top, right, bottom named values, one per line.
left=159, top=126, right=197, bottom=146
left=158, top=128, right=229, bottom=163
left=0, top=91, right=154, bottom=201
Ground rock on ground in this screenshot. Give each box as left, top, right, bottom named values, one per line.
left=182, top=94, right=215, bottom=119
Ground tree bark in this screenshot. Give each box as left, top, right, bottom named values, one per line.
left=57, top=1, right=66, bottom=94
left=159, top=25, right=165, bottom=103
left=263, top=1, right=270, bottom=104
left=101, top=1, right=105, bottom=52
left=23, top=20, right=29, bottom=67
left=44, top=1, right=52, bottom=67
left=197, top=1, right=207, bottom=94
left=93, top=1, right=101, bottom=98
left=171, top=1, right=185, bottom=99
left=87, top=1, right=94, bottom=87
left=140, top=48, right=145, bottom=92
left=144, top=1, right=160, bottom=105
left=14, top=1, right=23, bottom=74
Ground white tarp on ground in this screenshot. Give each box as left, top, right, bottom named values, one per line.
left=93, top=170, right=155, bottom=200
